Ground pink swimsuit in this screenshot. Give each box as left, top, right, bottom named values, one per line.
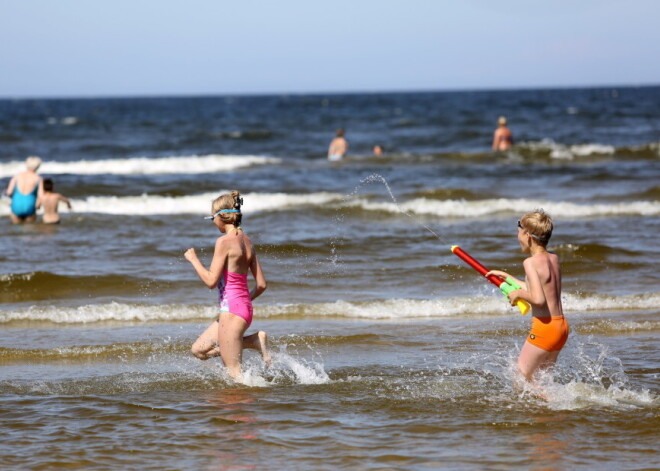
left=218, top=271, right=253, bottom=327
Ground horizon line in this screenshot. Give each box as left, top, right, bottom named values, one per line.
left=1, top=81, right=659, bottom=101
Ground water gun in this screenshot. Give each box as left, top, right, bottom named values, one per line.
left=451, top=245, right=530, bottom=315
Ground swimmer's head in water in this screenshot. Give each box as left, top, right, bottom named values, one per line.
left=211, top=190, right=243, bottom=226
left=26, top=156, right=42, bottom=171
left=498, top=116, right=507, bottom=126
left=519, top=209, right=553, bottom=245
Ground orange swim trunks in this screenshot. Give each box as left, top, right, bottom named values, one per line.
left=527, top=316, right=569, bottom=352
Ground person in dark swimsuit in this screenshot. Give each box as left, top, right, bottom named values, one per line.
left=492, top=116, right=514, bottom=151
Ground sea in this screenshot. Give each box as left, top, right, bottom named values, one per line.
left=1, top=86, right=659, bottom=470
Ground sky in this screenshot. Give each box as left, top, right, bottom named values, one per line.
left=0, top=0, right=658, bottom=98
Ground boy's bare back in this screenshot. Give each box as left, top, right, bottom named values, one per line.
left=524, top=252, right=563, bottom=318
left=39, top=192, right=71, bottom=224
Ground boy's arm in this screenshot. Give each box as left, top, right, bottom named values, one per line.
left=58, top=194, right=72, bottom=209
left=507, top=259, right=545, bottom=306
left=486, top=270, right=528, bottom=291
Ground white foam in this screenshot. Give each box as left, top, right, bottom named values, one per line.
left=0, top=154, right=280, bottom=178
left=260, top=297, right=509, bottom=320
left=2, top=292, right=657, bottom=325
left=0, top=302, right=218, bottom=324
left=0, top=191, right=344, bottom=216
left=521, top=139, right=615, bottom=160
left=46, top=116, right=78, bottom=126
left=260, top=292, right=660, bottom=320
left=563, top=292, right=660, bottom=312
left=347, top=197, right=660, bottom=218
left=569, top=143, right=616, bottom=156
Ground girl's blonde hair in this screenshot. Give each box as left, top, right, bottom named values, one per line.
left=520, top=209, right=553, bottom=245
left=211, top=190, right=242, bottom=226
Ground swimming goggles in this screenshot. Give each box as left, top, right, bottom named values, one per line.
left=517, top=220, right=544, bottom=241
left=204, top=209, right=240, bottom=220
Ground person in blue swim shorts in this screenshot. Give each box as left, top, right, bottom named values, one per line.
left=6, top=156, right=44, bottom=224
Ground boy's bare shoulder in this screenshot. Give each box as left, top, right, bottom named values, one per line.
left=522, top=256, right=536, bottom=269
left=524, top=252, right=554, bottom=266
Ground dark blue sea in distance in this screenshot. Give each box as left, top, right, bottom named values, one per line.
left=1, top=86, right=659, bottom=470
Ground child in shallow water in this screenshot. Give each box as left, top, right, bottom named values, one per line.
left=184, top=190, right=270, bottom=381
left=486, top=210, right=568, bottom=383
left=37, top=178, right=72, bottom=224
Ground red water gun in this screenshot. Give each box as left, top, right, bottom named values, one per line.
left=451, top=245, right=530, bottom=315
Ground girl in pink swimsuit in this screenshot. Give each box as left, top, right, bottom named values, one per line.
left=185, top=190, right=270, bottom=381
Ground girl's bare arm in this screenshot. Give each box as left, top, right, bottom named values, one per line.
left=185, top=238, right=227, bottom=288
left=249, top=249, right=267, bottom=300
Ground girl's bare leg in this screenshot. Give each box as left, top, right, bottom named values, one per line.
left=191, top=320, right=222, bottom=360
left=218, top=312, right=249, bottom=381
left=243, top=331, right=272, bottom=366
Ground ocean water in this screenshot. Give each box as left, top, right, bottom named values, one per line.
left=1, top=87, right=659, bottom=470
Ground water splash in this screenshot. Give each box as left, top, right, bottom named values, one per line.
left=512, top=338, right=657, bottom=410
left=238, top=349, right=331, bottom=387
left=325, top=173, right=448, bottom=273
left=348, top=174, right=446, bottom=242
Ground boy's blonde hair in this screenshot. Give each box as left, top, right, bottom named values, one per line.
left=211, top=190, right=242, bottom=226
left=520, top=209, right=553, bottom=245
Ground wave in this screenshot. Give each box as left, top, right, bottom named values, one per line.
left=629, top=185, right=660, bottom=200
left=207, top=130, right=273, bottom=140
left=0, top=341, right=182, bottom=362
left=0, top=302, right=218, bottom=324
left=0, top=333, right=405, bottom=361
left=573, top=319, right=660, bottom=335
left=614, top=141, right=660, bottom=159
left=0, top=352, right=330, bottom=391
left=1, top=292, right=657, bottom=325
left=0, top=191, right=649, bottom=218
left=0, top=154, right=280, bottom=178
left=358, top=141, right=659, bottom=163
left=407, top=188, right=484, bottom=200
left=0, top=271, right=169, bottom=303
left=516, top=139, right=616, bottom=160
left=345, top=197, right=660, bottom=218
left=260, top=292, right=660, bottom=320
left=553, top=243, right=641, bottom=259
left=0, top=191, right=344, bottom=216
left=515, top=140, right=660, bottom=160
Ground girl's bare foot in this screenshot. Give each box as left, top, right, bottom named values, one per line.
left=257, top=331, right=272, bottom=366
